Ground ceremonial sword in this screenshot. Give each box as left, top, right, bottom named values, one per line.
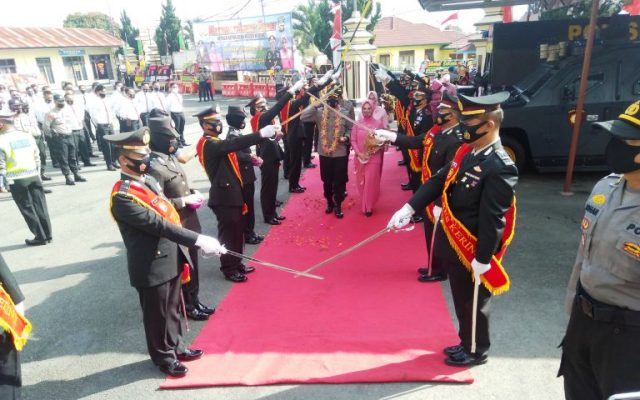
left=223, top=249, right=324, bottom=280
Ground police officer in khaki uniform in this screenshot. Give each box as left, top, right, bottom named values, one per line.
left=559, top=101, right=640, bottom=400
left=146, top=117, right=214, bottom=321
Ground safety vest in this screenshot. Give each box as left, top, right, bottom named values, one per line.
left=0, top=127, right=40, bottom=180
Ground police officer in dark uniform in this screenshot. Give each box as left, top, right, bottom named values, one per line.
left=376, top=92, right=462, bottom=282
left=195, top=107, right=281, bottom=282
left=106, top=127, right=225, bottom=377
left=146, top=117, right=214, bottom=321
left=225, top=105, right=263, bottom=246
left=387, top=92, right=518, bottom=367
left=559, top=101, right=640, bottom=400
left=0, top=253, right=26, bottom=400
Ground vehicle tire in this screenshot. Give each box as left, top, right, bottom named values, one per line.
left=501, top=135, right=526, bottom=171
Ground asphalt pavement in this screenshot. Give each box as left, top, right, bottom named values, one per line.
left=0, top=94, right=602, bottom=400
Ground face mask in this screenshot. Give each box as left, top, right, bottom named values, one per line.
left=125, top=154, right=151, bottom=174
left=98, top=93, right=106, bottom=99
left=605, top=137, right=640, bottom=173
left=66, top=100, right=74, bottom=105
left=45, top=99, right=51, bottom=104
left=461, top=121, right=487, bottom=144
left=153, top=87, right=159, bottom=92
left=171, top=88, right=179, bottom=93
left=143, top=89, right=150, bottom=93
left=327, top=99, right=339, bottom=108
left=79, top=89, right=85, bottom=94
left=436, top=112, right=451, bottom=126
left=205, top=121, right=224, bottom=135
left=56, top=103, right=65, bottom=109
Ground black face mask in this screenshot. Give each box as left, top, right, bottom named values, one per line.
left=143, top=89, right=150, bottom=93
left=327, top=99, right=339, bottom=108
left=125, top=154, right=151, bottom=174
left=66, top=100, right=74, bottom=105
left=436, top=112, right=451, bottom=126
left=153, top=87, right=159, bottom=92
left=204, top=121, right=224, bottom=135
left=98, top=93, right=106, bottom=99
left=461, top=121, right=487, bottom=144
left=56, top=103, right=65, bottom=109
left=226, top=114, right=246, bottom=130
left=605, top=137, right=640, bottom=173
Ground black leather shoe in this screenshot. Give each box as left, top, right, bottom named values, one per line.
left=245, top=236, right=262, bottom=245
left=186, top=308, right=209, bottom=321
left=411, top=215, right=424, bottom=223
left=398, top=160, right=406, bottom=166
left=365, top=211, right=373, bottom=217
left=275, top=200, right=283, bottom=207
left=304, top=163, right=316, bottom=168
left=107, top=165, right=116, bottom=171
left=46, top=237, right=52, bottom=243
left=253, top=234, right=264, bottom=241
left=325, top=204, right=334, bottom=214
left=177, top=348, right=204, bottom=362
left=289, top=186, right=306, bottom=193
left=44, top=188, right=52, bottom=194
left=41, top=174, right=52, bottom=181
left=73, top=174, right=87, bottom=182
left=65, top=176, right=75, bottom=185
left=113, top=161, right=121, bottom=169
left=275, top=215, right=286, bottom=221
left=196, top=302, right=215, bottom=315
left=224, top=272, right=248, bottom=282
left=266, top=218, right=281, bottom=225
left=240, top=265, right=255, bottom=274
left=401, top=183, right=412, bottom=191
left=445, top=351, right=488, bottom=367
left=418, top=273, right=447, bottom=282
left=25, top=238, right=47, bottom=246
left=444, top=344, right=464, bottom=356
left=417, top=267, right=429, bottom=274
left=334, top=205, right=344, bottom=219
left=84, top=162, right=96, bottom=167
left=159, top=360, right=188, bottom=377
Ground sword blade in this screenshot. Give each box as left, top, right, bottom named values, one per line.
left=225, top=250, right=324, bottom=280
left=296, top=227, right=390, bottom=277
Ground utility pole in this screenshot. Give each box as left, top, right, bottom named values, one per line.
left=260, top=0, right=265, bottom=18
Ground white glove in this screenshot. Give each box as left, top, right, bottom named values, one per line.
left=331, top=67, right=342, bottom=82
left=14, top=302, right=25, bottom=316
left=471, top=258, right=491, bottom=283
left=259, top=124, right=281, bottom=138
left=387, top=204, right=415, bottom=229
left=432, top=205, right=442, bottom=220
left=375, top=68, right=389, bottom=83
left=375, top=129, right=397, bottom=143
left=184, top=191, right=204, bottom=206
left=318, top=70, right=333, bottom=85
left=288, top=79, right=306, bottom=94
left=196, top=235, right=227, bottom=256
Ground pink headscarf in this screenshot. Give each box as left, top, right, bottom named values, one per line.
left=359, top=99, right=379, bottom=128
left=366, top=91, right=388, bottom=126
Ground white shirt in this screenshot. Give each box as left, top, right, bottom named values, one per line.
left=134, top=91, right=152, bottom=113
left=89, top=97, right=117, bottom=125
left=148, top=90, right=167, bottom=112
left=44, top=107, right=72, bottom=135
left=110, top=91, right=125, bottom=116
left=14, top=112, right=42, bottom=137
left=165, top=91, right=183, bottom=113
left=67, top=102, right=85, bottom=131
left=34, top=99, right=54, bottom=124
left=117, top=98, right=140, bottom=121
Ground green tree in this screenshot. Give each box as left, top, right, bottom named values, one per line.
left=184, top=18, right=203, bottom=50
left=538, top=0, right=624, bottom=20
left=342, top=0, right=382, bottom=34
left=120, top=10, right=140, bottom=55
left=63, top=12, right=120, bottom=36
left=154, top=0, right=182, bottom=56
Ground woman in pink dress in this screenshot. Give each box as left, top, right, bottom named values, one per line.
left=366, top=90, right=389, bottom=128
left=351, top=99, right=387, bottom=216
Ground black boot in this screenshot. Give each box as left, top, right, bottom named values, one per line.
left=73, top=173, right=87, bottom=182
left=65, top=175, right=75, bottom=185
left=325, top=201, right=335, bottom=214
left=334, top=204, right=344, bottom=219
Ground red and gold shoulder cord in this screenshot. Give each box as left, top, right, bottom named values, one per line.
left=0, top=285, right=31, bottom=351
left=420, top=124, right=442, bottom=222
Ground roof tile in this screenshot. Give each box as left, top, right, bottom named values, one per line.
left=0, top=27, right=122, bottom=49
left=373, top=17, right=467, bottom=47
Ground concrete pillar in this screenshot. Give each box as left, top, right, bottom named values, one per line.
left=339, top=9, right=376, bottom=100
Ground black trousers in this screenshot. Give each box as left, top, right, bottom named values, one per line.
left=559, top=288, right=640, bottom=400
left=421, top=217, right=447, bottom=277
left=83, top=112, right=95, bottom=156
left=446, top=258, right=491, bottom=356
left=10, top=176, right=52, bottom=241
left=178, top=209, right=202, bottom=311
left=211, top=205, right=244, bottom=275
left=139, top=113, right=149, bottom=127
left=282, top=135, right=291, bottom=178
left=96, top=124, right=115, bottom=167
left=170, top=112, right=186, bottom=143
left=55, top=134, right=77, bottom=176
left=35, top=135, right=47, bottom=176
left=44, top=135, right=60, bottom=166
left=288, top=136, right=303, bottom=189
left=119, top=119, right=141, bottom=133
left=319, top=155, right=348, bottom=205
left=136, top=275, right=185, bottom=366
left=198, top=82, right=209, bottom=101
left=72, top=130, right=90, bottom=166
left=303, top=122, right=315, bottom=165
left=242, top=182, right=257, bottom=237
left=206, top=82, right=214, bottom=100
left=0, top=332, right=21, bottom=399
left=260, top=161, right=280, bottom=221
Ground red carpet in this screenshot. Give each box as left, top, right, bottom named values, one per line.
left=161, top=149, right=473, bottom=388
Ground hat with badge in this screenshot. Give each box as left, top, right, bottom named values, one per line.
left=438, top=91, right=460, bottom=110
left=148, top=108, right=170, bottom=119
left=457, top=92, right=510, bottom=119
left=593, top=100, right=640, bottom=139
left=148, top=117, right=179, bottom=139
left=104, top=127, right=150, bottom=153
left=247, top=94, right=267, bottom=109
left=53, top=94, right=65, bottom=104
left=227, top=105, right=246, bottom=118
left=193, top=105, right=222, bottom=120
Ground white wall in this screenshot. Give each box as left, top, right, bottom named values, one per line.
left=0, top=47, right=118, bottom=89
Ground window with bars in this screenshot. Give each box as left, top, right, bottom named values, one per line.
left=0, top=59, right=16, bottom=74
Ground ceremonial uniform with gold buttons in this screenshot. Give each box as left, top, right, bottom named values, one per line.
left=146, top=117, right=213, bottom=321
left=559, top=102, right=640, bottom=400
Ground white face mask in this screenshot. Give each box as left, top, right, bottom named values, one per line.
left=171, top=88, right=179, bottom=93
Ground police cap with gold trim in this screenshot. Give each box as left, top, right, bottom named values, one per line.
left=457, top=91, right=510, bottom=118
left=148, top=117, right=179, bottom=138
left=193, top=105, right=222, bottom=120
left=438, top=91, right=460, bottom=110
left=592, top=100, right=640, bottom=140
left=103, top=127, right=150, bottom=153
